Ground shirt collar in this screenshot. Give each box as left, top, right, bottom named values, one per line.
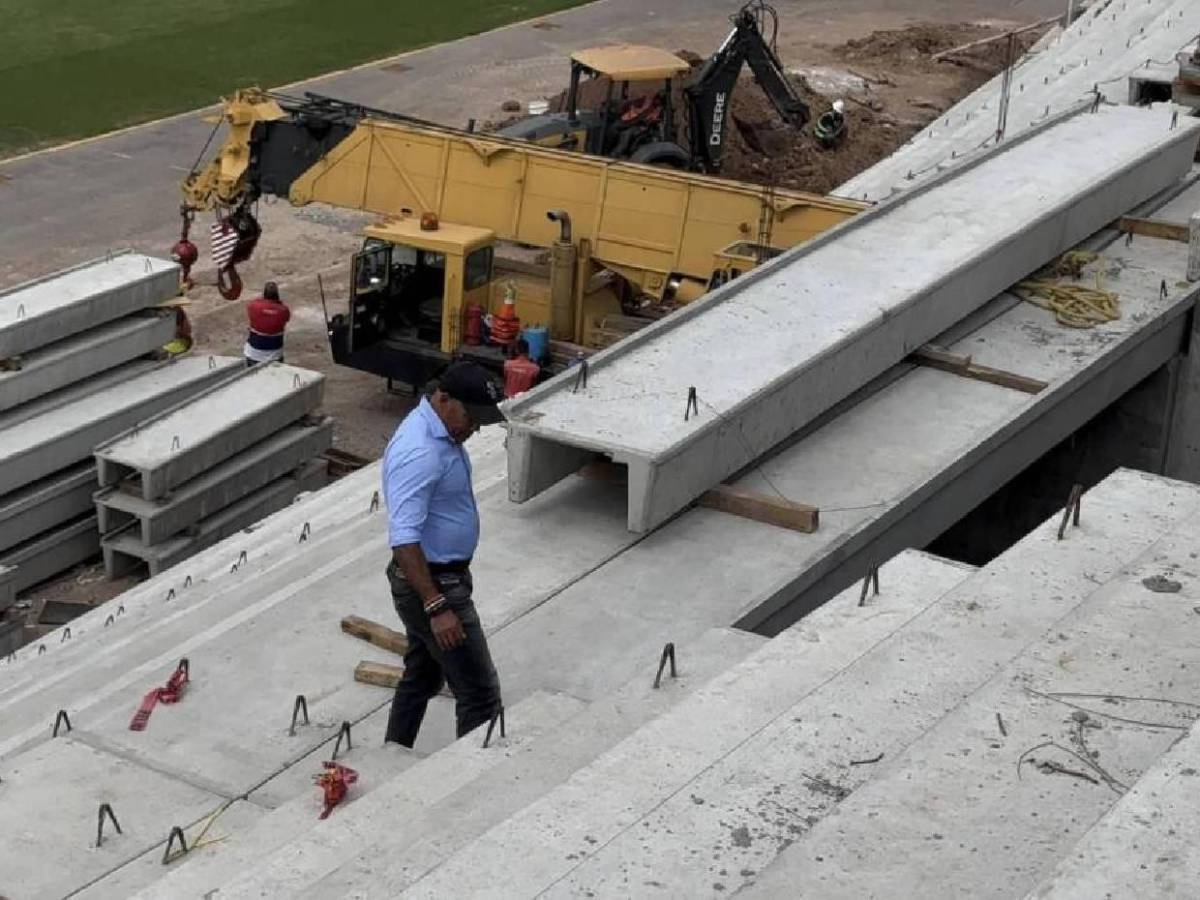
left=417, top=396, right=453, bottom=443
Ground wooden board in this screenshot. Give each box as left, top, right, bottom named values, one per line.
left=341, top=615, right=408, bottom=655
left=355, top=659, right=402, bottom=689
left=698, top=484, right=819, bottom=533
left=354, top=659, right=453, bottom=697
left=1115, top=216, right=1190, bottom=243
left=912, top=345, right=1047, bottom=395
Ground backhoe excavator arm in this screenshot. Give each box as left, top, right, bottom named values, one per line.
left=684, top=0, right=810, bottom=173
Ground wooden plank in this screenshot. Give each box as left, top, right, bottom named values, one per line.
left=912, top=345, right=1047, bottom=395
left=355, top=659, right=402, bottom=689
left=340, top=615, right=408, bottom=655
left=698, top=484, right=819, bottom=533
left=1115, top=216, right=1190, bottom=243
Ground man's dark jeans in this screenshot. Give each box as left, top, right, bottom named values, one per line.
left=383, top=562, right=502, bottom=747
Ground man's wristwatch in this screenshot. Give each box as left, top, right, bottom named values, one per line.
left=424, top=594, right=448, bottom=616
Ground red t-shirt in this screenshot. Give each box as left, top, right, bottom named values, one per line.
left=247, top=297, right=290, bottom=336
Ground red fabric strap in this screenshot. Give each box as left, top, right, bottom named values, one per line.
left=129, top=663, right=189, bottom=731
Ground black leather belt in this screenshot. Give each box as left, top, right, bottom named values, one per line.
left=428, top=559, right=471, bottom=575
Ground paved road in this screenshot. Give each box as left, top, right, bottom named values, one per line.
left=0, top=0, right=1060, bottom=287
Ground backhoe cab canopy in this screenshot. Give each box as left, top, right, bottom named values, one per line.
left=569, top=45, right=691, bottom=82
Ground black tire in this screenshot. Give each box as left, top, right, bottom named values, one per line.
left=628, top=141, right=690, bottom=169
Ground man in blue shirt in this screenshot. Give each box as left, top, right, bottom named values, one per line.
left=382, top=362, right=506, bottom=747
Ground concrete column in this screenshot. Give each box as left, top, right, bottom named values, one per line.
left=1188, top=211, right=1200, bottom=282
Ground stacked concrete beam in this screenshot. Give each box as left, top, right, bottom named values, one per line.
left=0, top=356, right=241, bottom=593
left=0, top=251, right=178, bottom=359
left=0, top=252, right=198, bottom=607
left=504, top=105, right=1200, bottom=532
left=93, top=363, right=330, bottom=578
left=0, top=314, right=174, bottom=413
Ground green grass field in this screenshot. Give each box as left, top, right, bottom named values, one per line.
left=0, top=0, right=590, bottom=157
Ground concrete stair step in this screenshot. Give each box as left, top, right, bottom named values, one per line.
left=99, top=744, right=422, bottom=900
left=0, top=735, right=228, bottom=900
left=398, top=470, right=1200, bottom=898
left=140, top=691, right=584, bottom=899
left=241, top=626, right=769, bottom=897
left=0, top=462, right=629, bottom=762
left=393, top=549, right=977, bottom=899
left=740, top=476, right=1200, bottom=898
left=0, top=459, right=386, bottom=702
left=1027, top=724, right=1200, bottom=899
left=0, top=509, right=388, bottom=761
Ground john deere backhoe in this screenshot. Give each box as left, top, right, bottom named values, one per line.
left=498, top=0, right=810, bottom=172
left=177, top=89, right=863, bottom=387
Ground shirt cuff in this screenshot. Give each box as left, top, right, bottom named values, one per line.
left=389, top=525, right=423, bottom=548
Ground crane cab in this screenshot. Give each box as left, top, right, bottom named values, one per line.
left=330, top=217, right=497, bottom=389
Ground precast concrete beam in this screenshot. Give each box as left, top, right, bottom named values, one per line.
left=95, top=363, right=325, bottom=500
left=0, top=462, right=96, bottom=555
left=95, top=418, right=333, bottom=544
left=0, top=355, right=241, bottom=498
left=0, top=359, right=161, bottom=430
left=0, top=313, right=174, bottom=413
left=0, top=515, right=100, bottom=593
left=0, top=251, right=179, bottom=358
left=101, top=460, right=327, bottom=578
left=504, top=105, right=1200, bottom=531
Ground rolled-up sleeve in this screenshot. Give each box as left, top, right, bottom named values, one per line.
left=383, top=445, right=442, bottom=548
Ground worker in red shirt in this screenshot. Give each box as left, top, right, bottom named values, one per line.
left=243, top=281, right=291, bottom=367
left=502, top=338, right=540, bottom=398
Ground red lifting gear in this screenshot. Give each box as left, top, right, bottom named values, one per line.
left=314, top=762, right=359, bottom=819
left=129, top=659, right=189, bottom=731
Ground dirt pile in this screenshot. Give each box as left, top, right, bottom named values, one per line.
left=490, top=22, right=1046, bottom=196
left=717, top=75, right=901, bottom=195
left=721, top=23, right=1045, bottom=195
left=838, top=22, right=1035, bottom=75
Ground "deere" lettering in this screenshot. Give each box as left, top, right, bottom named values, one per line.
left=709, top=92, right=726, bottom=146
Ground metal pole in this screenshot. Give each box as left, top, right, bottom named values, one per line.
left=1065, top=0, right=1077, bottom=27
left=996, top=31, right=1017, bottom=142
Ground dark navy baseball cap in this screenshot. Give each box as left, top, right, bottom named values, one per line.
left=437, top=362, right=505, bottom=425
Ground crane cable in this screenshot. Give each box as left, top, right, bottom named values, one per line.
left=1013, top=251, right=1120, bottom=329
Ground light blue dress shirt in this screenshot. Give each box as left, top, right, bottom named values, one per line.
left=382, top=398, right=480, bottom=562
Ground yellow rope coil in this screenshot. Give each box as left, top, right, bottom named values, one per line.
left=1014, top=251, right=1120, bottom=329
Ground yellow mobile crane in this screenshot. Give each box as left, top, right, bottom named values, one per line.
left=178, top=89, right=864, bottom=386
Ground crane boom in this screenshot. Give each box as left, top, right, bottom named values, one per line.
left=182, top=90, right=861, bottom=299
left=283, top=105, right=860, bottom=297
